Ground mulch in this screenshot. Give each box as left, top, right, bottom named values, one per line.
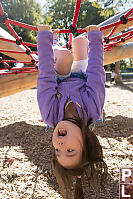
left=0, top=78, right=133, bottom=199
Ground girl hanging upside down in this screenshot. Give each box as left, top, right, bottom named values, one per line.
left=37, top=24, right=108, bottom=199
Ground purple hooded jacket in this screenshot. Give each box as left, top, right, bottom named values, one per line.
left=37, top=30, right=105, bottom=128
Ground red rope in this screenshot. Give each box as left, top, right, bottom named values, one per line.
left=0, top=2, right=132, bottom=34
left=5, top=20, right=36, bottom=61
left=0, top=6, right=132, bottom=34
left=22, top=42, right=37, bottom=48
left=6, top=21, right=20, bottom=40
left=0, top=37, right=16, bottom=44
left=68, top=34, right=73, bottom=46
left=0, top=37, right=37, bottom=48
left=2, top=60, right=38, bottom=64
left=0, top=69, right=38, bottom=75
left=67, top=0, right=82, bottom=46
left=105, top=24, right=119, bottom=40
left=109, top=30, right=133, bottom=42
left=0, top=1, right=133, bottom=76
left=5, top=15, right=133, bottom=33
left=0, top=4, right=132, bottom=34
left=0, top=49, right=36, bottom=54
left=6, top=18, right=38, bottom=31
left=104, top=34, right=133, bottom=51
left=100, top=16, right=133, bottom=31
left=124, top=8, right=133, bottom=18
left=1, top=61, right=10, bottom=69
left=72, top=0, right=82, bottom=27
left=57, top=16, right=133, bottom=33
left=0, top=66, right=36, bottom=71
left=0, top=49, right=26, bottom=54
left=0, top=3, right=5, bottom=16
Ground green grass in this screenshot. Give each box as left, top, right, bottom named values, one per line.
left=120, top=73, right=133, bottom=75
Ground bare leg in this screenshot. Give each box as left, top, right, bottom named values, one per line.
left=54, top=47, right=73, bottom=76
left=72, top=36, right=88, bottom=61
left=70, top=36, right=89, bottom=73
left=54, top=36, right=88, bottom=75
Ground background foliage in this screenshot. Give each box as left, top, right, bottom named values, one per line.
left=1, top=0, right=42, bottom=43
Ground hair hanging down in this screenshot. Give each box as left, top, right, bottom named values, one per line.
left=52, top=117, right=108, bottom=199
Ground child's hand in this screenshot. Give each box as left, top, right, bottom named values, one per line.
left=37, top=25, right=52, bottom=32
left=85, top=25, right=100, bottom=33
left=53, top=32, right=59, bottom=41
left=52, top=29, right=60, bottom=34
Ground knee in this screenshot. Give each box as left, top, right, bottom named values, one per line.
left=72, top=36, right=89, bottom=60
left=54, top=48, right=73, bottom=75
left=72, top=36, right=88, bottom=47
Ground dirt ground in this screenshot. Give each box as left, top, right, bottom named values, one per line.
left=0, top=78, right=133, bottom=199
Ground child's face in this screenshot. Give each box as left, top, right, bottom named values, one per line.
left=52, top=121, right=83, bottom=168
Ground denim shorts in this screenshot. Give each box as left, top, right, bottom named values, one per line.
left=56, top=71, right=87, bottom=84
left=56, top=59, right=88, bottom=84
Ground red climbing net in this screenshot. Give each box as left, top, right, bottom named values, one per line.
left=0, top=1, right=133, bottom=75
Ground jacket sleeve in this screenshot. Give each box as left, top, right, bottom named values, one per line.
left=37, top=30, right=59, bottom=127
left=85, top=31, right=105, bottom=122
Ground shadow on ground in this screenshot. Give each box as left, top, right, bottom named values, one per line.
left=95, top=115, right=133, bottom=139
left=114, top=78, right=133, bottom=92
left=0, top=122, right=60, bottom=198
left=94, top=115, right=133, bottom=163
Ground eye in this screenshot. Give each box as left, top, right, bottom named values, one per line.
left=67, top=149, right=73, bottom=152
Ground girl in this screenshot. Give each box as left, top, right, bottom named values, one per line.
left=37, top=25, right=107, bottom=199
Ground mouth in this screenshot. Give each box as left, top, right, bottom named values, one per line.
left=58, top=128, right=67, bottom=138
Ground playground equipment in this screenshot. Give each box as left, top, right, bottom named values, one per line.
left=0, top=1, right=133, bottom=97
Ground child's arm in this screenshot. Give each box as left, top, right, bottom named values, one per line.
left=85, top=25, right=105, bottom=121
left=37, top=25, right=59, bottom=127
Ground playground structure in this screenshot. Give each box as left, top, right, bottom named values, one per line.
left=0, top=1, right=133, bottom=98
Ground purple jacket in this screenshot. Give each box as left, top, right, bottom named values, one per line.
left=37, top=30, right=105, bottom=128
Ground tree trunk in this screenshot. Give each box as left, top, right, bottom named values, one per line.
left=115, top=61, right=122, bottom=83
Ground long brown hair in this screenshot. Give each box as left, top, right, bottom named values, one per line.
left=52, top=118, right=108, bottom=199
